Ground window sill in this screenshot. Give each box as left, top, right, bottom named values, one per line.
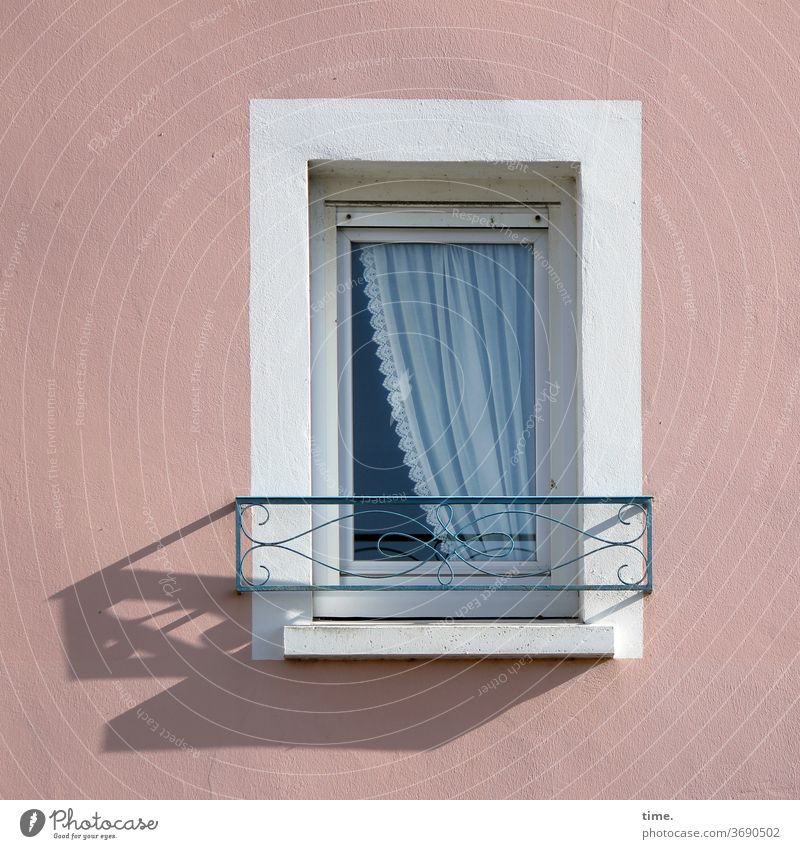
left=283, top=621, right=615, bottom=659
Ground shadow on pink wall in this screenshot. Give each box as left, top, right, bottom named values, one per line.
left=52, top=504, right=600, bottom=752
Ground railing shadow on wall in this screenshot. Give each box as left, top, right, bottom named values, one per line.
left=51, top=503, right=608, bottom=754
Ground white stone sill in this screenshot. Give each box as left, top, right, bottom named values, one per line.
left=283, top=620, right=614, bottom=659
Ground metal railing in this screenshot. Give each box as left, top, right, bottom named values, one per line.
left=235, top=496, right=653, bottom=594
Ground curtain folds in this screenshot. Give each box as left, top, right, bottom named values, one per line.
left=360, top=242, right=537, bottom=559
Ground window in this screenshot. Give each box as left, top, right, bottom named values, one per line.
left=311, top=206, right=579, bottom=619
left=249, top=99, right=644, bottom=658
left=349, top=236, right=539, bottom=560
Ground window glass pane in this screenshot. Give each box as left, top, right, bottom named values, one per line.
left=350, top=241, right=537, bottom=563
left=351, top=248, right=432, bottom=561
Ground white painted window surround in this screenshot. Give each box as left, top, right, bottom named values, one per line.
left=249, top=99, right=643, bottom=660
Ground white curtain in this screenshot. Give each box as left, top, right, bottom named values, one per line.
left=360, top=242, right=537, bottom=560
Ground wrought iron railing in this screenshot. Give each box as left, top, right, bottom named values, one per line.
left=235, top=496, right=653, bottom=594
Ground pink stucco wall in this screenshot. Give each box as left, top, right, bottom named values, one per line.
left=1, top=0, right=798, bottom=799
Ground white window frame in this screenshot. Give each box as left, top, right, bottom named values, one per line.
left=309, top=207, right=580, bottom=620
left=250, top=99, right=643, bottom=659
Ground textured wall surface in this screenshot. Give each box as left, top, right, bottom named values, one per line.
left=1, top=0, right=798, bottom=799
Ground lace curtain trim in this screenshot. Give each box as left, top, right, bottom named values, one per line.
left=360, top=246, right=440, bottom=531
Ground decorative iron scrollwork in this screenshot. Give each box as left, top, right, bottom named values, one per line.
left=235, top=496, right=652, bottom=593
